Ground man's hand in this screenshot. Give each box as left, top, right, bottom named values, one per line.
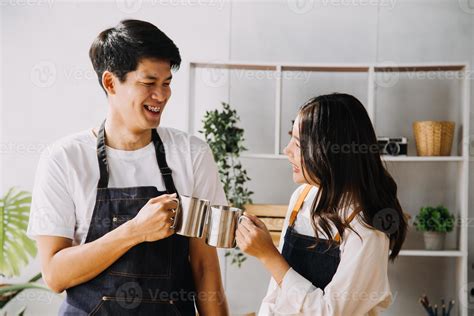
left=128, top=193, right=178, bottom=242
left=37, top=193, right=179, bottom=293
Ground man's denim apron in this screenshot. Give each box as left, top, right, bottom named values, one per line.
left=59, top=121, right=196, bottom=315
left=282, top=185, right=358, bottom=290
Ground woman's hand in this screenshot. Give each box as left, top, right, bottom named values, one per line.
left=236, top=212, right=291, bottom=285
left=236, top=212, right=279, bottom=262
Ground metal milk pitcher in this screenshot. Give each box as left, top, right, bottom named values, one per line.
left=173, top=195, right=210, bottom=238
left=205, top=205, right=243, bottom=248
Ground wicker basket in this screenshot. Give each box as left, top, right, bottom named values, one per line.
left=413, top=121, right=455, bottom=156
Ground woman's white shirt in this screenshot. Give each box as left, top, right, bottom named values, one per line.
left=258, top=185, right=392, bottom=316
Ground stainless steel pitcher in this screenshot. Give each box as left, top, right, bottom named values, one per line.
left=173, top=195, right=210, bottom=238
left=205, top=205, right=243, bottom=248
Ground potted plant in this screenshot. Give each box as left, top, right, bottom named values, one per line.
left=0, top=188, right=50, bottom=315
left=200, top=102, right=253, bottom=267
left=414, top=205, right=455, bottom=250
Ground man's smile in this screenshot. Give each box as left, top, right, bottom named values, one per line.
left=144, top=104, right=161, bottom=113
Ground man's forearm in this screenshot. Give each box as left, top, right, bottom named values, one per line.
left=42, top=221, right=143, bottom=293
left=193, top=264, right=229, bottom=316
left=189, top=240, right=229, bottom=316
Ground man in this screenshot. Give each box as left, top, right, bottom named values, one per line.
left=27, top=19, right=229, bottom=315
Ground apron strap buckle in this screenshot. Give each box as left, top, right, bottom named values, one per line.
left=160, top=167, right=172, bottom=176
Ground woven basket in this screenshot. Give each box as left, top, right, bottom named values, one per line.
left=413, top=121, right=455, bottom=156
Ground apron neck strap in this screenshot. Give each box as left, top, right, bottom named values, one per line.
left=97, top=120, right=109, bottom=188
left=151, top=128, right=178, bottom=195
left=334, top=208, right=360, bottom=242
left=96, top=120, right=178, bottom=194
left=288, top=184, right=360, bottom=242
left=289, top=185, right=312, bottom=227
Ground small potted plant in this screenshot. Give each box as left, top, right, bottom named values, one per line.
left=200, top=102, right=253, bottom=267
left=414, top=205, right=455, bottom=250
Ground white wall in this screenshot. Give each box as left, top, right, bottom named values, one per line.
left=1, top=0, right=473, bottom=315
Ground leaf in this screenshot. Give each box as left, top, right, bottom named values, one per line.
left=414, top=204, right=454, bottom=232
left=17, top=306, right=27, bottom=316
left=201, top=103, right=253, bottom=267
left=0, top=283, right=50, bottom=295
left=0, top=189, right=36, bottom=277
left=0, top=273, right=44, bottom=309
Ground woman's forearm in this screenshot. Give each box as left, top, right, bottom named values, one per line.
left=41, top=221, right=143, bottom=293
left=260, top=248, right=291, bottom=286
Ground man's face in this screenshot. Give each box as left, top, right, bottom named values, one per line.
left=109, top=58, right=172, bottom=131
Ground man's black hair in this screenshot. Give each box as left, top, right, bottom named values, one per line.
left=89, top=19, right=181, bottom=94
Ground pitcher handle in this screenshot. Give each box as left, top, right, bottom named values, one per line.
left=238, top=214, right=249, bottom=224
left=170, top=197, right=180, bottom=230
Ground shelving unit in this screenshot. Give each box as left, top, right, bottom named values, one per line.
left=239, top=154, right=465, bottom=162
left=187, top=61, right=470, bottom=316
left=399, top=250, right=464, bottom=257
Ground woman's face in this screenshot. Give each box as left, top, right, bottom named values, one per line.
left=283, top=116, right=307, bottom=184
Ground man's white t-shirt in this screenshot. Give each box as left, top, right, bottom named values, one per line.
left=27, top=127, right=227, bottom=246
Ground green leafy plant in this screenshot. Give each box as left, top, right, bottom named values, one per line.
left=414, top=205, right=455, bottom=232
left=200, top=102, right=254, bottom=267
left=0, top=188, right=50, bottom=313
left=1, top=189, right=36, bottom=277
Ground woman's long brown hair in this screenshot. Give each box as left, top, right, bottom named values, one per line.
left=298, top=93, right=407, bottom=261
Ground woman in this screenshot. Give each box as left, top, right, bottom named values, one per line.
left=236, top=93, right=407, bottom=316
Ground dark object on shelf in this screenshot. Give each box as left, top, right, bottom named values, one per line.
left=419, top=294, right=454, bottom=316
left=377, top=137, right=408, bottom=156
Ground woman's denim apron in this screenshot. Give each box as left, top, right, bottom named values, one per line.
left=59, top=121, right=196, bottom=315
left=282, top=185, right=358, bottom=290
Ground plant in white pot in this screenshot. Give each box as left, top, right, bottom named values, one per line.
left=414, top=205, right=455, bottom=250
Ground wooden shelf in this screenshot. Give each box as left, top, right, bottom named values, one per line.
left=282, top=65, right=369, bottom=72
left=241, top=154, right=287, bottom=160
left=382, top=156, right=464, bottom=162
left=374, top=64, right=466, bottom=72
left=190, top=61, right=467, bottom=72
left=191, top=62, right=276, bottom=71
left=398, top=250, right=464, bottom=257
left=241, top=154, right=464, bottom=162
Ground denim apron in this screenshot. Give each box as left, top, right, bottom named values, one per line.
left=60, top=121, right=196, bottom=316
left=282, top=185, right=358, bottom=290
